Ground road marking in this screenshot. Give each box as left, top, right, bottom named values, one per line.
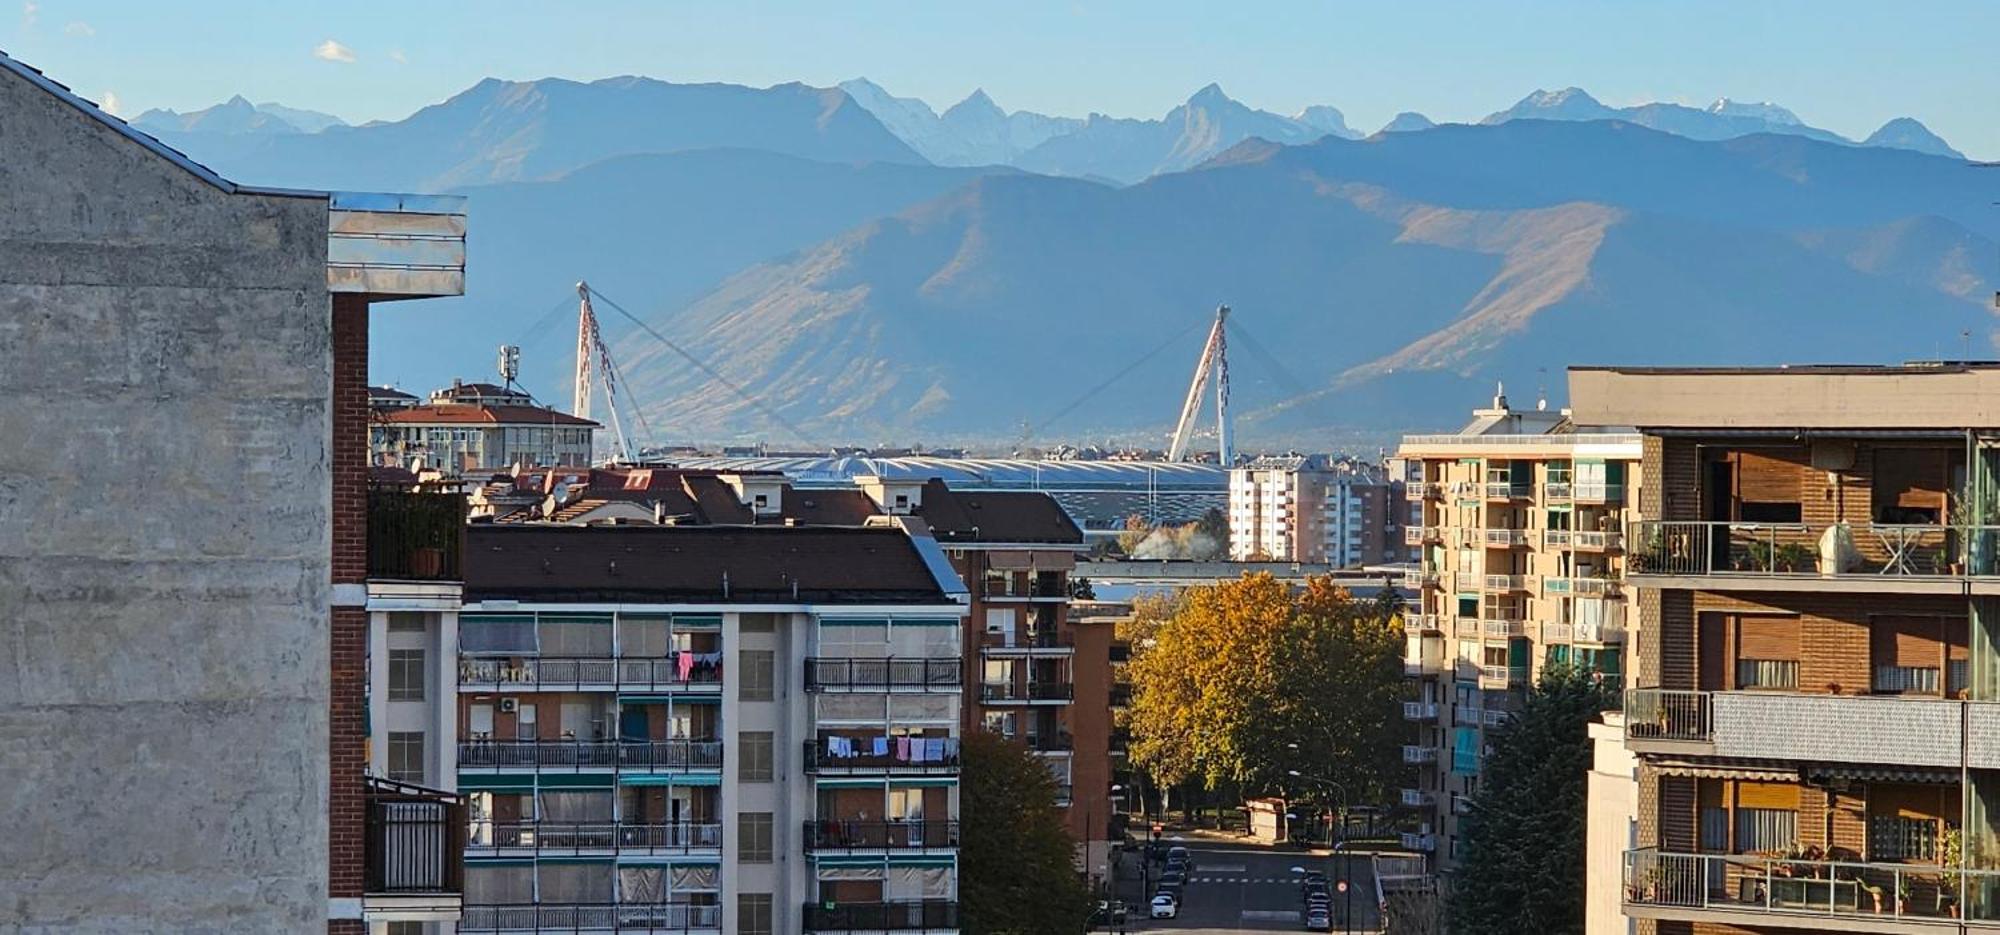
left=1204, top=864, right=1247, bottom=873
left=1243, top=909, right=1302, bottom=921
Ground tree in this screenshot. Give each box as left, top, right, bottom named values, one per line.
left=1194, top=506, right=1229, bottom=556
left=1117, top=514, right=1152, bottom=555
left=1384, top=886, right=1450, bottom=935
left=1449, top=664, right=1616, bottom=935
left=1125, top=574, right=1404, bottom=810
left=959, top=731, right=1093, bottom=935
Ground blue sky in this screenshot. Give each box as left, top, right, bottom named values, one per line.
left=4, top=0, right=1996, bottom=158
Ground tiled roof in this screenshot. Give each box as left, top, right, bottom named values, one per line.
left=916, top=481, right=1082, bottom=545
left=462, top=525, right=953, bottom=604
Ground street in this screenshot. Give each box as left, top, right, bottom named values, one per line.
left=1109, top=838, right=1382, bottom=934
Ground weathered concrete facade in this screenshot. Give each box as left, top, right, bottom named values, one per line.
left=0, top=63, right=333, bottom=931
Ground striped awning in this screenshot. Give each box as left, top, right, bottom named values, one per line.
left=1805, top=764, right=1958, bottom=785
left=1645, top=758, right=1800, bottom=781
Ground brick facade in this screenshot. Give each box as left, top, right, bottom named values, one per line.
left=330, top=296, right=368, bottom=912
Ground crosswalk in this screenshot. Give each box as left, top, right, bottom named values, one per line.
left=1184, top=876, right=1302, bottom=884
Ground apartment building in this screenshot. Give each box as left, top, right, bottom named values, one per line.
left=371, top=380, right=599, bottom=472
left=0, top=50, right=466, bottom=933
left=1570, top=363, right=2000, bottom=935
left=448, top=522, right=969, bottom=935
left=1395, top=389, right=1642, bottom=867
left=1229, top=454, right=1402, bottom=566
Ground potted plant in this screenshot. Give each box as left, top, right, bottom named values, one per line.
left=1898, top=874, right=1913, bottom=915
left=1941, top=827, right=1964, bottom=918
left=1745, top=541, right=1773, bottom=572
left=1775, top=543, right=1815, bottom=573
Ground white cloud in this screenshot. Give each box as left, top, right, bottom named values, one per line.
left=98, top=90, right=121, bottom=118
left=313, top=39, right=356, bottom=64
left=388, top=48, right=407, bottom=64
left=63, top=20, right=92, bottom=37
left=21, top=0, right=37, bottom=28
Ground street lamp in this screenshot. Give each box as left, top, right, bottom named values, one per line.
left=1288, top=768, right=1353, bottom=935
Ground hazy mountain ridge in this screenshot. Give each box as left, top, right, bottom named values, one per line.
left=1482, top=86, right=1965, bottom=159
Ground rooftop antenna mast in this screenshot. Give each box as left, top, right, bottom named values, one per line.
left=497, top=344, right=521, bottom=390
left=1167, top=305, right=1231, bottom=464
left=574, top=281, right=636, bottom=463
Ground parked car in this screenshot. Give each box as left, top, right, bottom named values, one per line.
left=1305, top=907, right=1333, bottom=931
left=1151, top=894, right=1179, bottom=919
left=1089, top=900, right=1128, bottom=927
left=1167, top=845, right=1191, bottom=863
left=1158, top=870, right=1186, bottom=892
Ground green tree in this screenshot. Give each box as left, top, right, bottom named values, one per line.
left=959, top=731, right=1092, bottom=935
left=1125, top=574, right=1403, bottom=810
left=1449, top=664, right=1616, bottom=935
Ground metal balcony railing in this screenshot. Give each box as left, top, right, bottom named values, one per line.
left=466, top=820, right=721, bottom=853
left=367, top=489, right=466, bottom=581
left=458, top=654, right=723, bottom=691
left=803, top=901, right=959, bottom=932
left=1401, top=745, right=1438, bottom=764
left=1024, top=732, right=1075, bottom=753
left=365, top=777, right=465, bottom=896
left=805, top=657, right=963, bottom=691
left=1623, top=689, right=1713, bottom=742
left=1573, top=530, right=1624, bottom=551
left=981, top=681, right=1074, bottom=703
left=1541, top=622, right=1575, bottom=643
left=1544, top=482, right=1573, bottom=500
left=981, top=629, right=1075, bottom=651
left=1483, top=528, right=1530, bottom=547
left=1622, top=847, right=2000, bottom=923
left=1573, top=482, right=1624, bottom=502
left=1399, top=788, right=1433, bottom=808
left=1482, top=618, right=1525, bottom=639
left=1483, top=574, right=1529, bottom=592
left=460, top=903, right=721, bottom=933
left=456, top=739, right=723, bottom=771
left=1483, top=482, right=1532, bottom=500
left=804, top=737, right=960, bottom=773
left=1400, top=832, right=1437, bottom=852
left=803, top=820, right=959, bottom=852
left=1543, top=529, right=1574, bottom=547
left=1402, top=701, right=1439, bottom=721
left=1631, top=520, right=2000, bottom=579
left=1403, top=614, right=1443, bottom=634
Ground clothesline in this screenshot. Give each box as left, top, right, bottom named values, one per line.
left=822, top=735, right=960, bottom=763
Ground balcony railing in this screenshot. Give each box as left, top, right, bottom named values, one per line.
left=1624, top=689, right=1714, bottom=742
left=367, top=489, right=466, bottom=581
left=1401, top=745, right=1438, bottom=764
left=1573, top=620, right=1624, bottom=644
left=804, top=820, right=960, bottom=852
left=1403, top=614, right=1443, bottom=634
left=1545, top=482, right=1573, bottom=501
left=1483, top=574, right=1529, bottom=592
left=461, top=903, right=721, bottom=933
left=980, top=630, right=1075, bottom=652
left=805, top=657, right=963, bottom=691
left=1573, top=482, right=1624, bottom=503
left=466, top=820, right=721, bottom=853
left=1403, top=701, right=1440, bottom=721
left=981, top=681, right=1075, bottom=703
left=1399, top=788, right=1433, bottom=808
left=1482, top=618, right=1525, bottom=639
left=1483, top=528, right=1530, bottom=548
left=1402, top=568, right=1439, bottom=589
left=1454, top=705, right=1482, bottom=726
left=803, top=900, right=959, bottom=932
left=1543, top=529, right=1573, bottom=548
left=1573, top=530, right=1624, bottom=551
left=1400, top=832, right=1437, bottom=852
left=1482, top=708, right=1513, bottom=728
left=804, top=738, right=960, bottom=773
left=1023, top=732, right=1075, bottom=753
left=366, top=778, right=465, bottom=897
left=1623, top=847, right=2000, bottom=925
left=1478, top=665, right=1522, bottom=689
left=1630, top=521, right=2000, bottom=579
left=1541, top=622, right=1575, bottom=643
left=458, top=654, right=723, bottom=691
left=1484, top=482, right=1532, bottom=500
left=456, top=739, right=723, bottom=772
left=1405, top=483, right=1442, bottom=501
left=1404, top=656, right=1443, bottom=677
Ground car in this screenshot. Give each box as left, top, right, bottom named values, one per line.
left=1165, top=857, right=1189, bottom=876
left=1305, top=907, right=1333, bottom=931
left=1167, top=845, right=1191, bottom=862
left=1303, top=884, right=1330, bottom=903
left=1157, top=870, right=1185, bottom=891
left=1305, top=892, right=1331, bottom=909
left=1150, top=894, right=1179, bottom=919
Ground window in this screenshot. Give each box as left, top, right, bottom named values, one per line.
left=740, top=731, right=774, bottom=782
left=1870, top=815, right=1940, bottom=861
left=738, top=894, right=774, bottom=935
left=739, top=650, right=775, bottom=701
left=388, top=732, right=425, bottom=784
left=388, top=922, right=424, bottom=935
left=738, top=812, right=773, bottom=862
left=1734, top=807, right=1798, bottom=853
left=388, top=649, right=426, bottom=702
left=1736, top=659, right=1799, bottom=689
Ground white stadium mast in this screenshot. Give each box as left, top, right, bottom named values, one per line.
left=1166, top=304, right=1231, bottom=465
left=572, top=280, right=637, bottom=463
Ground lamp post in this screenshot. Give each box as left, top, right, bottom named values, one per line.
left=1290, top=768, right=1352, bottom=935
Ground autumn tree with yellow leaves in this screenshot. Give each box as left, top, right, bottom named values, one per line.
left=1126, top=573, right=1404, bottom=812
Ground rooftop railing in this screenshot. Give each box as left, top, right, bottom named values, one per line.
left=1631, top=520, right=2000, bottom=579
left=1623, top=847, right=2000, bottom=924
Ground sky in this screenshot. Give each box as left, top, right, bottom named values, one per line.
left=3, top=0, right=1996, bottom=157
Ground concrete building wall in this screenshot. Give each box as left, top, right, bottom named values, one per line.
left=1586, top=714, right=1636, bottom=935
left=0, top=64, right=332, bottom=933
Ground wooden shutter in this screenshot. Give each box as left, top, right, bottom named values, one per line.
left=1871, top=448, right=1949, bottom=513
left=1736, top=781, right=1802, bottom=810
left=1872, top=616, right=1943, bottom=669
left=1737, top=616, right=1799, bottom=661
left=1736, top=450, right=1804, bottom=503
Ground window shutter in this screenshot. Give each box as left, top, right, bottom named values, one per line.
left=1737, top=616, right=1799, bottom=661
left=1736, top=450, right=1804, bottom=503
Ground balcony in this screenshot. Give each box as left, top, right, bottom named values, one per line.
left=1452, top=796, right=1473, bottom=816
left=1023, top=732, right=1075, bottom=753
left=364, top=778, right=464, bottom=922
left=803, top=900, right=959, bottom=933
left=1403, top=614, right=1443, bottom=634
left=466, top=820, right=721, bottom=855
left=979, top=630, right=1075, bottom=656
left=1482, top=574, right=1531, bottom=592
left=1482, top=618, right=1525, bottom=639
left=1543, top=529, right=1574, bottom=548
left=805, top=820, right=960, bottom=852
left=1573, top=482, right=1623, bottom=503
left=461, top=904, right=721, bottom=934
left=1484, top=482, right=1533, bottom=501
left=1629, top=521, right=2000, bottom=591
left=1545, top=482, right=1573, bottom=501
left=984, top=575, right=1068, bottom=601
left=458, top=654, right=723, bottom=693
left=1482, top=708, right=1513, bottom=728
left=1401, top=745, right=1439, bottom=765
left=1399, top=788, right=1434, bottom=808
left=1478, top=665, right=1523, bottom=690
left=1402, top=568, right=1440, bottom=589
left=1622, top=847, right=2000, bottom=932
left=804, top=738, right=960, bottom=774
left=1573, top=530, right=1624, bottom=551
left=367, top=489, right=465, bottom=581
left=1573, top=620, right=1624, bottom=644
left=1624, top=689, right=1971, bottom=767
left=1453, top=705, right=1482, bottom=726
left=1452, top=616, right=1482, bottom=638
left=1483, top=528, right=1531, bottom=548
left=1541, top=622, right=1575, bottom=644
left=456, top=739, right=723, bottom=773
left=981, top=681, right=1075, bottom=704
left=806, top=657, right=963, bottom=692
left=1404, top=656, right=1443, bottom=677
left=1406, top=482, right=1442, bottom=501
left=1399, top=832, right=1437, bottom=853
left=1403, top=701, right=1440, bottom=722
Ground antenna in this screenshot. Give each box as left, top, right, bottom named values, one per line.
left=498, top=344, right=521, bottom=388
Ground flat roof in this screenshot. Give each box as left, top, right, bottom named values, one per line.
left=1569, top=363, right=2000, bottom=431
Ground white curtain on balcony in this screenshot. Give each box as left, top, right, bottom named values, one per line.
left=540, top=790, right=612, bottom=822
left=888, top=867, right=953, bottom=899
left=890, top=695, right=956, bottom=723
left=817, top=694, right=887, bottom=723
left=538, top=862, right=613, bottom=903
left=618, top=617, right=670, bottom=657
left=670, top=865, right=719, bottom=891
left=817, top=867, right=886, bottom=881
left=619, top=868, right=666, bottom=904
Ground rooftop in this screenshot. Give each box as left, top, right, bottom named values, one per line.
left=1569, top=362, right=2000, bottom=431
left=462, top=525, right=957, bottom=605
left=375, top=404, right=600, bottom=427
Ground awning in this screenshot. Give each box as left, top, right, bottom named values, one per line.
left=1805, top=765, right=1958, bottom=785
left=1646, top=758, right=1801, bottom=781
left=892, top=778, right=960, bottom=788
left=537, top=773, right=616, bottom=788
left=812, top=778, right=887, bottom=789
left=618, top=773, right=723, bottom=787
left=460, top=775, right=535, bottom=791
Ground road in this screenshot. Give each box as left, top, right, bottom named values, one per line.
left=1107, top=838, right=1381, bottom=934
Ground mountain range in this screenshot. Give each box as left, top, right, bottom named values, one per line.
left=133, top=95, right=347, bottom=136
left=126, top=75, right=1991, bottom=445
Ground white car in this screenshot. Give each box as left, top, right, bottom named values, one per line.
left=1151, top=894, right=1179, bottom=919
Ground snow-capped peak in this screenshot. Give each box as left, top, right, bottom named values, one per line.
left=1705, top=98, right=1802, bottom=126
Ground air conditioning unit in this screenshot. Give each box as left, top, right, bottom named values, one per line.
left=499, top=697, right=518, bottom=713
